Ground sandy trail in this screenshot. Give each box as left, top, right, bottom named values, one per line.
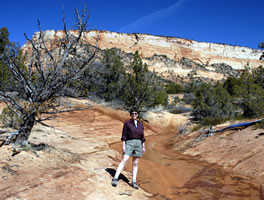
left=0, top=101, right=262, bottom=199
left=110, top=113, right=261, bottom=200
left=111, top=132, right=260, bottom=200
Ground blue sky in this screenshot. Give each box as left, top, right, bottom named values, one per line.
left=1, top=0, right=263, bottom=49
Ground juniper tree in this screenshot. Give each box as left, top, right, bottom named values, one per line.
left=123, top=51, right=167, bottom=112
left=252, top=65, right=264, bottom=88
left=86, top=48, right=126, bottom=101
left=192, top=82, right=237, bottom=125
left=0, top=27, right=14, bottom=92
left=101, top=49, right=127, bottom=101
left=233, top=69, right=264, bottom=117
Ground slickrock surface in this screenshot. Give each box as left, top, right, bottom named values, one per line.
left=0, top=99, right=263, bottom=199
left=171, top=124, right=264, bottom=178
left=0, top=100, right=154, bottom=200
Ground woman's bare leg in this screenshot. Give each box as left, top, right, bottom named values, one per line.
left=113, top=155, right=130, bottom=179
left=132, top=157, right=139, bottom=183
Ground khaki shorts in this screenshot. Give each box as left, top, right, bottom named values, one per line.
left=124, top=139, right=143, bottom=157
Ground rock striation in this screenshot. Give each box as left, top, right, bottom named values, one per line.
left=22, top=30, right=263, bottom=81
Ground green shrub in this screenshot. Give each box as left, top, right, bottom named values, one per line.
left=202, top=117, right=225, bottom=126
left=0, top=27, right=16, bottom=92
left=165, top=82, right=184, bottom=94
left=152, top=88, right=168, bottom=107
left=192, top=82, right=237, bottom=125
left=252, top=65, right=264, bottom=88
left=254, top=120, right=264, bottom=129
left=169, top=105, right=192, bottom=114
left=223, top=76, right=241, bottom=96
left=79, top=48, right=127, bottom=101
left=233, top=69, right=264, bottom=118
left=0, top=107, right=22, bottom=129
left=191, top=124, right=202, bottom=132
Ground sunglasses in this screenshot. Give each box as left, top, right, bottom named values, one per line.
left=131, top=112, right=138, bottom=115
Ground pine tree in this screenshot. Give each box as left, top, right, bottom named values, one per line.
left=101, top=49, right=126, bottom=101
left=234, top=69, right=264, bottom=117
left=0, top=27, right=12, bottom=91
left=123, top=51, right=167, bottom=111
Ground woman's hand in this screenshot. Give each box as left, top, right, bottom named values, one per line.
left=122, top=147, right=126, bottom=154
left=142, top=147, right=146, bottom=154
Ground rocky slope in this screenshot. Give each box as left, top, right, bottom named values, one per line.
left=1, top=99, right=264, bottom=199
left=22, top=30, right=263, bottom=82
left=0, top=99, right=154, bottom=200
left=170, top=122, right=264, bottom=178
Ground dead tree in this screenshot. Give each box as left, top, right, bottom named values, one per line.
left=0, top=6, right=97, bottom=147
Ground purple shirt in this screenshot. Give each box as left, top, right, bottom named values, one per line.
left=121, top=119, right=145, bottom=143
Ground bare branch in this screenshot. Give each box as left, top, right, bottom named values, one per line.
left=24, top=32, right=45, bottom=74
left=37, top=116, right=57, bottom=121
left=62, top=6, right=70, bottom=43
left=39, top=35, right=57, bottom=69
left=0, top=5, right=97, bottom=146
left=0, top=91, right=25, bottom=114
left=2, top=51, right=35, bottom=101
left=71, top=50, right=97, bottom=80
left=4, top=101, right=23, bottom=118
left=35, top=120, right=55, bottom=128
left=40, top=106, right=93, bottom=115
left=5, top=131, right=19, bottom=145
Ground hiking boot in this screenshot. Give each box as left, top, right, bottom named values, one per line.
left=131, top=182, right=139, bottom=189
left=111, top=178, right=118, bottom=187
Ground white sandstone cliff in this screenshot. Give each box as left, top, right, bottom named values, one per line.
left=22, top=30, right=263, bottom=81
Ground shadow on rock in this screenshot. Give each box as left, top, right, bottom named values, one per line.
left=105, top=168, right=130, bottom=184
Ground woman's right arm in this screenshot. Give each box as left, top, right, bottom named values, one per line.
left=122, top=141, right=126, bottom=154
left=121, top=122, right=128, bottom=154
left=121, top=122, right=128, bottom=141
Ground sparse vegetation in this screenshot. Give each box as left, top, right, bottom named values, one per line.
left=165, top=81, right=184, bottom=94
left=186, top=64, right=264, bottom=126
left=0, top=27, right=16, bottom=92
left=76, top=49, right=168, bottom=111
left=78, top=48, right=127, bottom=101
left=0, top=107, right=22, bottom=129
left=259, top=42, right=264, bottom=60
left=191, top=82, right=237, bottom=125
left=231, top=68, right=264, bottom=117
left=191, top=124, right=202, bottom=132
left=168, top=105, right=192, bottom=114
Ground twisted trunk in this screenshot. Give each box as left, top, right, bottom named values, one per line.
left=14, top=114, right=35, bottom=146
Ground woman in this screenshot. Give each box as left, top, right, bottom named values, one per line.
left=111, top=109, right=146, bottom=189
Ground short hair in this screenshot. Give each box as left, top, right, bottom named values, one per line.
left=129, top=109, right=138, bottom=115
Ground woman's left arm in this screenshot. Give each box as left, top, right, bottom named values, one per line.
left=142, top=142, right=146, bottom=154
left=142, top=123, right=146, bottom=154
